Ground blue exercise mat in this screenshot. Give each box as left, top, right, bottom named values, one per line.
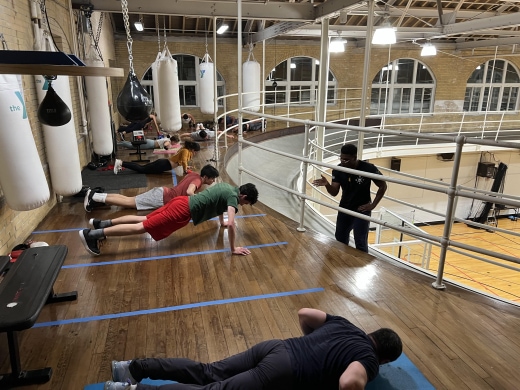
left=366, top=353, right=435, bottom=390
left=85, top=353, right=433, bottom=390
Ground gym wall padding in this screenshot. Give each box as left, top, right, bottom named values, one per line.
left=0, top=74, right=50, bottom=210
left=35, top=75, right=82, bottom=196
left=84, top=58, right=114, bottom=156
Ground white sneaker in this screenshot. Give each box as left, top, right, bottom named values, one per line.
left=113, top=159, right=123, bottom=175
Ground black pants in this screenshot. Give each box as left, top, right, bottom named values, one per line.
left=122, top=159, right=172, bottom=174
left=131, top=340, right=294, bottom=390
left=335, top=210, right=371, bottom=252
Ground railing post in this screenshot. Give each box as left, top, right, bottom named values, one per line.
left=297, top=123, right=311, bottom=232
left=432, top=135, right=465, bottom=290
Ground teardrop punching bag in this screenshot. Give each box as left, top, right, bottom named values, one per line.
left=243, top=60, right=261, bottom=112
left=117, top=72, right=153, bottom=121
left=152, top=51, right=162, bottom=121
left=157, top=48, right=181, bottom=131
left=0, top=74, right=50, bottom=210
left=35, top=74, right=82, bottom=196
left=199, top=55, right=215, bottom=114
left=85, top=58, right=113, bottom=156
left=37, top=80, right=72, bottom=126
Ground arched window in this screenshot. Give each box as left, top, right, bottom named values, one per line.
left=371, top=58, right=435, bottom=115
left=463, top=59, right=520, bottom=112
left=265, top=56, right=337, bottom=105
left=141, top=54, right=225, bottom=107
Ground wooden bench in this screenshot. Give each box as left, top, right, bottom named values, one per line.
left=0, top=245, right=77, bottom=388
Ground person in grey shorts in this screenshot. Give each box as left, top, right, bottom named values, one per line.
left=84, top=165, right=219, bottom=211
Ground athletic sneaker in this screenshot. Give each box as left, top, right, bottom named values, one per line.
left=83, top=189, right=102, bottom=212
left=89, top=218, right=102, bottom=229
left=104, top=381, right=132, bottom=390
left=114, top=159, right=123, bottom=175
left=111, top=360, right=136, bottom=384
left=119, top=132, right=126, bottom=141
left=78, top=229, right=100, bottom=255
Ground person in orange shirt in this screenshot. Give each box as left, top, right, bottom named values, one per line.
left=113, top=141, right=200, bottom=176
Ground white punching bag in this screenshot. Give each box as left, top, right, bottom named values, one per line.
left=243, top=60, right=261, bottom=112
left=157, top=47, right=182, bottom=131
left=85, top=58, right=113, bottom=156
left=0, top=74, right=50, bottom=210
left=152, top=51, right=162, bottom=121
left=199, top=54, right=215, bottom=114
left=35, top=75, right=82, bottom=196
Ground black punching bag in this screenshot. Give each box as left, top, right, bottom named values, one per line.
left=37, top=84, right=72, bottom=126
left=117, top=72, right=153, bottom=121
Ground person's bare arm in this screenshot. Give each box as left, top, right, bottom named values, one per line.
left=338, top=362, right=368, bottom=390
left=186, top=183, right=198, bottom=196
left=358, top=178, right=387, bottom=212
left=223, top=206, right=250, bottom=256
left=312, top=175, right=341, bottom=197
left=298, top=308, right=327, bottom=335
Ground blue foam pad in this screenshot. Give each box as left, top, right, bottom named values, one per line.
left=85, top=353, right=433, bottom=390
left=84, top=378, right=175, bottom=389
left=366, top=353, right=435, bottom=390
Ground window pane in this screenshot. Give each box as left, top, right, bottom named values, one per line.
left=184, top=85, right=196, bottom=106
left=271, top=61, right=287, bottom=81
left=174, top=55, right=196, bottom=81
left=505, top=64, right=520, bottom=83
left=291, top=57, right=313, bottom=81
left=467, top=66, right=485, bottom=83
left=142, top=68, right=153, bottom=81
left=395, top=59, right=415, bottom=83
left=327, top=86, right=335, bottom=104
left=508, top=87, right=518, bottom=110
left=392, top=89, right=402, bottom=114
left=373, top=66, right=392, bottom=85
left=416, top=65, right=433, bottom=84
left=370, top=88, right=383, bottom=115
left=486, top=60, right=505, bottom=83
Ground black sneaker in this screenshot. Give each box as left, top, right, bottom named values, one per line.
left=84, top=189, right=97, bottom=212
left=119, top=132, right=126, bottom=141
left=79, top=229, right=100, bottom=255
left=89, top=218, right=102, bottom=229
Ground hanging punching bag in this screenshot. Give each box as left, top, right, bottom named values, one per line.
left=35, top=74, right=82, bottom=196
left=0, top=74, right=50, bottom=210
left=37, top=80, right=72, bottom=126
left=152, top=51, right=162, bottom=121
left=117, top=72, right=153, bottom=121
left=85, top=58, right=113, bottom=156
left=243, top=60, right=261, bottom=112
left=157, top=47, right=181, bottom=131
left=199, top=54, right=215, bottom=114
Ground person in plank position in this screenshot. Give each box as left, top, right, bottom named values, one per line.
left=103, top=307, right=402, bottom=390
left=84, top=165, right=219, bottom=212
left=79, top=182, right=258, bottom=256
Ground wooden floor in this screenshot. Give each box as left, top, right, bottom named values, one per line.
left=1, top=142, right=519, bottom=390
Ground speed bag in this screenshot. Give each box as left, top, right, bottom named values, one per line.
left=0, top=74, right=50, bottom=210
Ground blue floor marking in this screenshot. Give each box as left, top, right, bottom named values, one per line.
left=34, top=287, right=324, bottom=328
left=62, top=241, right=288, bottom=269
left=172, top=169, right=177, bottom=186
left=32, top=214, right=266, bottom=234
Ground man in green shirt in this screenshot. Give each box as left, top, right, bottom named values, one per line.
left=79, top=183, right=258, bottom=256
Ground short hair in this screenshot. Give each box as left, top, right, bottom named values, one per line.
left=199, top=130, right=208, bottom=139
left=217, top=117, right=224, bottom=124
left=184, top=140, right=201, bottom=152
left=200, top=164, right=219, bottom=179
left=169, top=134, right=180, bottom=143
left=239, top=183, right=258, bottom=205
left=369, top=328, right=402, bottom=363
left=341, top=143, right=357, bottom=156
left=182, top=113, right=189, bottom=120
left=242, top=124, right=248, bottom=132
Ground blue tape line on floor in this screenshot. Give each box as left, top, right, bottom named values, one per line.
left=34, top=287, right=325, bottom=328
left=32, top=214, right=267, bottom=234
left=172, top=169, right=177, bottom=186
left=62, top=241, right=288, bottom=269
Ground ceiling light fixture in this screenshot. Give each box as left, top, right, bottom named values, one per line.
left=421, top=42, right=437, bottom=56
left=330, top=38, right=347, bottom=53
left=134, top=18, right=144, bottom=32
left=217, top=23, right=229, bottom=35
left=372, top=16, right=396, bottom=45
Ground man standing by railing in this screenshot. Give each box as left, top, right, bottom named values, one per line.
left=313, top=143, right=387, bottom=253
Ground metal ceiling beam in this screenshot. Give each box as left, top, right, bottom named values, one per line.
left=71, top=0, right=316, bottom=21
left=313, top=0, right=362, bottom=20
left=455, top=36, right=520, bottom=49
left=441, top=12, right=520, bottom=36
left=250, top=21, right=311, bottom=43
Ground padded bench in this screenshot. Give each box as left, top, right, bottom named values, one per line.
left=0, top=245, right=77, bottom=388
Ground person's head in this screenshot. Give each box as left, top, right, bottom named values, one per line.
left=242, top=124, right=249, bottom=132
left=200, top=164, right=219, bottom=185
left=339, top=143, right=358, bottom=169
left=182, top=113, right=189, bottom=120
left=217, top=117, right=224, bottom=125
left=238, top=183, right=258, bottom=205
left=169, top=134, right=180, bottom=144
left=199, top=130, right=208, bottom=139
left=369, top=328, right=402, bottom=364
left=184, top=140, right=201, bottom=152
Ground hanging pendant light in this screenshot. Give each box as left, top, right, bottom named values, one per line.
left=372, top=15, right=396, bottom=45
left=116, top=0, right=153, bottom=121
left=37, top=76, right=71, bottom=126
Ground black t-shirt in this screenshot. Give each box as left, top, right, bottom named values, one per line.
left=332, top=160, right=382, bottom=210
left=283, top=314, right=379, bottom=390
